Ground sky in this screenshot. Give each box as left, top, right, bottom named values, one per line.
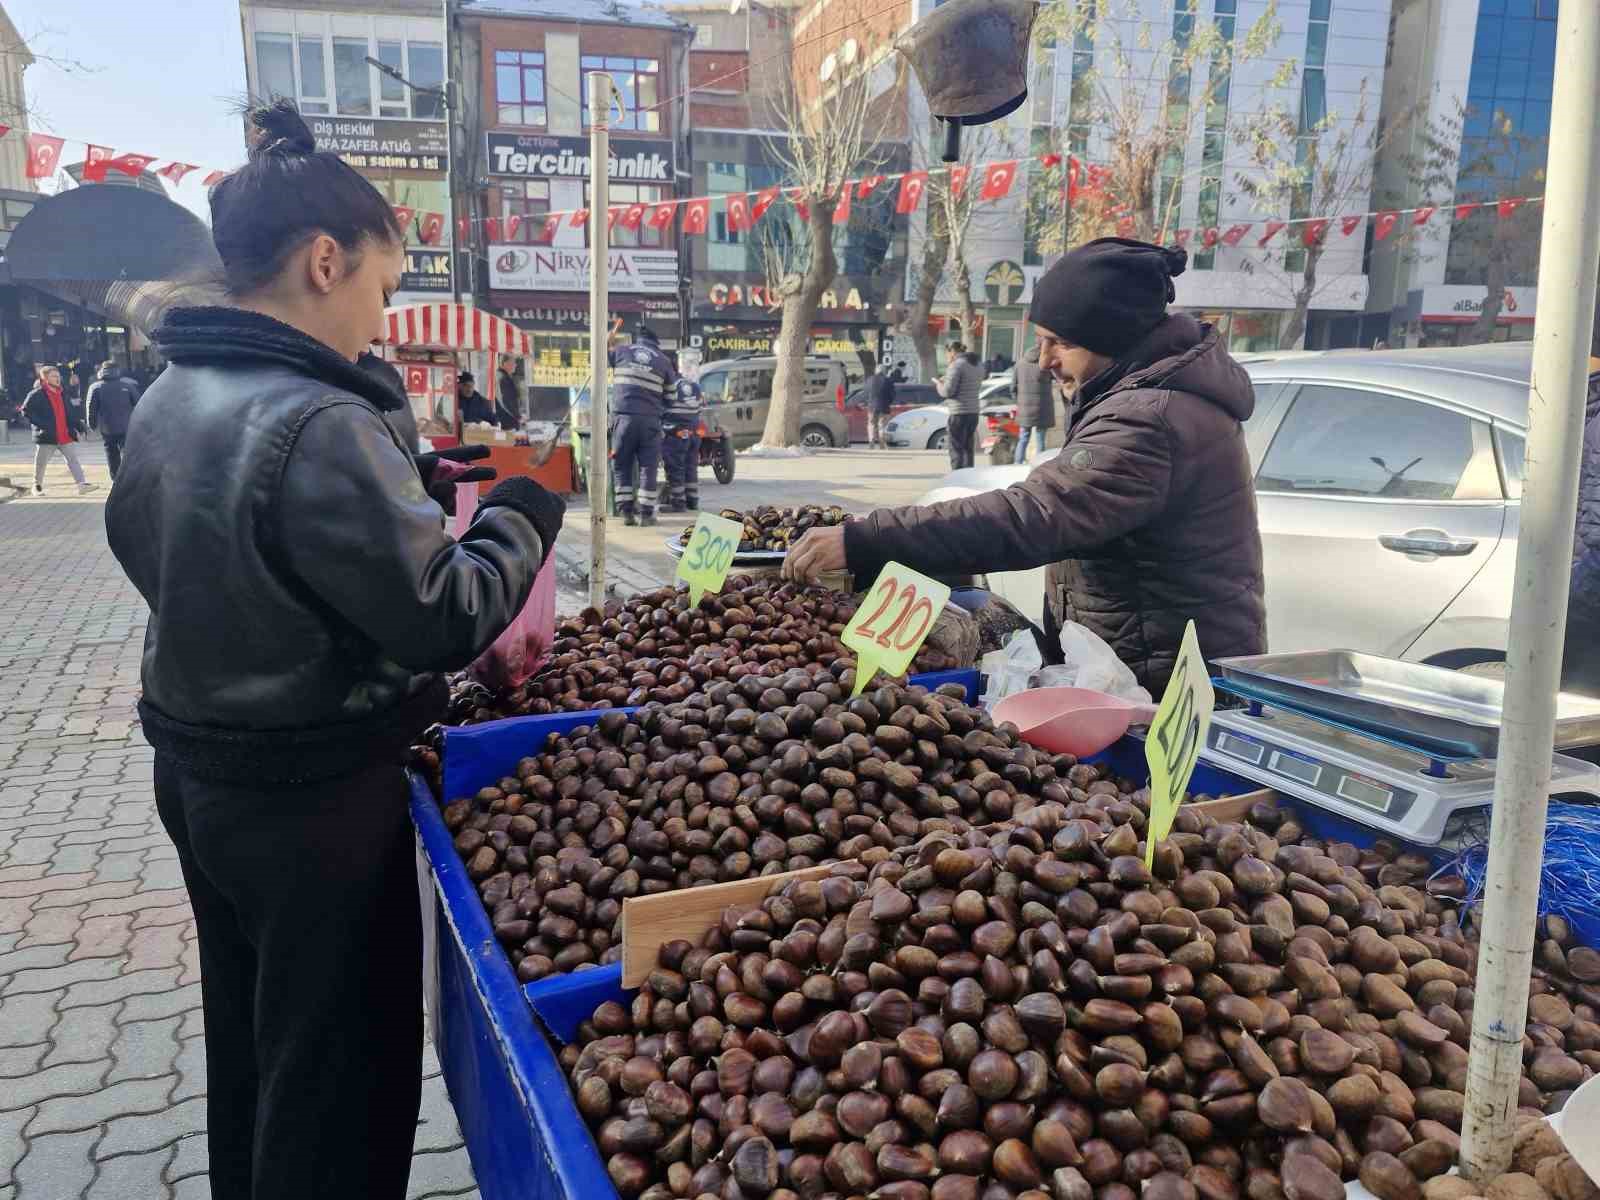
left=9, top=0, right=248, bottom=219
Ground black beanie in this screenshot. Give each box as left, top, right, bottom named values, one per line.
left=1027, top=237, right=1188, bottom=359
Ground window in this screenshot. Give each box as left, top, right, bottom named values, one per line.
left=582, top=56, right=661, bottom=132
left=410, top=42, right=444, bottom=119
left=256, top=32, right=296, bottom=101
left=693, top=24, right=713, bottom=45
left=333, top=37, right=372, bottom=115
left=699, top=370, right=728, bottom=404
left=497, top=50, right=547, bottom=126
left=501, top=181, right=553, bottom=244
left=299, top=37, right=328, bottom=113
left=376, top=40, right=407, bottom=117
left=1495, top=429, right=1524, bottom=498
left=1257, top=386, right=1478, bottom=500
left=581, top=182, right=668, bottom=249
left=728, top=366, right=775, bottom=405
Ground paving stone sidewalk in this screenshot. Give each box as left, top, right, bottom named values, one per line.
left=0, top=445, right=479, bottom=1200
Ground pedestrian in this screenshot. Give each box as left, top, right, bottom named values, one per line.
left=937, top=340, right=983, bottom=470
left=357, top=350, right=419, bottom=453
left=865, top=359, right=896, bottom=448
left=497, top=354, right=522, bottom=423
left=86, top=360, right=140, bottom=480
left=661, top=372, right=702, bottom=512
left=456, top=371, right=494, bottom=426
left=784, top=237, right=1265, bottom=694
left=1012, top=344, right=1054, bottom=464
left=889, top=360, right=909, bottom=384
left=102, top=100, right=565, bottom=1200
left=23, top=365, right=95, bottom=496
left=1562, top=317, right=1600, bottom=699
left=607, top=322, right=676, bottom=526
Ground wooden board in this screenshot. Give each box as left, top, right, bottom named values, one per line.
left=620, top=864, right=834, bottom=987
left=1188, top=787, right=1277, bottom=824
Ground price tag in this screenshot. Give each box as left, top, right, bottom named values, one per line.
left=675, top=512, right=743, bottom=607
left=1144, top=620, right=1215, bottom=869
left=841, top=562, right=952, bottom=697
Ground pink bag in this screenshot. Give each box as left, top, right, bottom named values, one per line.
left=453, top=481, right=558, bottom=689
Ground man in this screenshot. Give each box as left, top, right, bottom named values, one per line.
left=661, top=372, right=703, bottom=513
left=889, top=361, right=909, bottom=384
left=457, top=371, right=494, bottom=426
left=1012, top=344, right=1054, bottom=464
left=608, top=323, right=677, bottom=526
left=24, top=366, right=96, bottom=496
left=87, top=361, right=140, bottom=479
left=1561, top=315, right=1600, bottom=698
left=784, top=237, right=1265, bottom=694
left=938, top=341, right=983, bottom=471
left=865, top=361, right=897, bottom=449
left=497, top=356, right=523, bottom=423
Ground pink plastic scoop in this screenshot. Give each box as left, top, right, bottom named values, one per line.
left=991, top=687, right=1160, bottom=758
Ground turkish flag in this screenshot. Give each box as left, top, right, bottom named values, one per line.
left=788, top=188, right=810, bottom=223
left=895, top=171, right=927, bottom=215
left=156, top=161, right=197, bottom=183
left=1340, top=215, right=1363, bottom=237
left=647, top=201, right=677, bottom=230
left=1374, top=211, right=1399, bottom=241
left=682, top=198, right=711, bottom=235
left=621, top=203, right=646, bottom=231
left=505, top=214, right=522, bottom=241
left=404, top=365, right=429, bottom=395
left=418, top=212, right=445, bottom=244
left=391, top=205, right=415, bottom=234
left=726, top=192, right=751, bottom=233
left=832, top=184, right=852, bottom=225
left=1173, top=229, right=1191, bottom=247
left=856, top=175, right=884, bottom=198
left=1301, top=219, right=1330, bottom=246
left=979, top=160, right=1019, bottom=202
left=110, top=153, right=156, bottom=178
left=1039, top=152, right=1062, bottom=168
left=1221, top=224, right=1251, bottom=246
left=949, top=165, right=971, bottom=196
left=457, top=217, right=470, bottom=242
left=1497, top=198, right=1524, bottom=220
left=1066, top=155, right=1082, bottom=200
left=485, top=218, right=502, bottom=242
left=540, top=214, right=562, bottom=242
left=1199, top=227, right=1217, bottom=248
left=752, top=186, right=780, bottom=220
left=201, top=170, right=226, bottom=187
left=25, top=135, right=62, bottom=180
left=82, top=144, right=114, bottom=182
left=0, top=125, right=10, bottom=141
left=1455, top=203, right=1476, bottom=222
left=1258, top=221, right=1286, bottom=247
left=1412, top=205, right=1436, bottom=226
left=569, top=208, right=590, bottom=229
left=606, top=207, right=623, bottom=231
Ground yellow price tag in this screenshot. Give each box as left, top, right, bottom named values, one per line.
left=675, top=512, right=743, bottom=607
left=1144, top=620, right=1215, bottom=869
left=841, top=562, right=952, bottom=698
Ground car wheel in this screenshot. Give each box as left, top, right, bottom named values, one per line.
left=1455, top=660, right=1508, bottom=681
left=927, top=430, right=946, bottom=451
left=800, top=424, right=834, bottom=449
left=713, top=438, right=736, bottom=484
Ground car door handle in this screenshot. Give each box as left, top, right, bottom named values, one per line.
left=1379, top=531, right=1479, bottom=557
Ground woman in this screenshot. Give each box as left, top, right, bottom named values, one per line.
left=104, top=101, right=565, bottom=1199
left=23, top=365, right=95, bottom=495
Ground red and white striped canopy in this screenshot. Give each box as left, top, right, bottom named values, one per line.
left=382, top=303, right=532, bottom=356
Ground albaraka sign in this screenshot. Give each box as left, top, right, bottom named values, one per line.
left=486, top=132, right=673, bottom=182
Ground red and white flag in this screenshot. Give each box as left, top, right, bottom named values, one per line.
left=1066, top=156, right=1082, bottom=200
left=1202, top=227, right=1220, bottom=248
left=1039, top=151, right=1062, bottom=169
left=1340, top=215, right=1363, bottom=237
left=1412, top=205, right=1436, bottom=226
left=726, top=192, right=751, bottom=233
left=1220, top=223, right=1251, bottom=246
left=752, top=186, right=780, bottom=220
left=1301, top=218, right=1331, bottom=246
left=156, top=161, right=198, bottom=183
left=418, top=212, right=445, bottom=244
left=647, top=201, right=678, bottom=230
left=1497, top=197, right=1525, bottom=220
left=82, top=144, right=114, bottom=183
left=948, top=165, right=971, bottom=196
left=1455, top=203, right=1476, bottom=222
left=788, top=188, right=810, bottom=223
left=1173, top=229, right=1192, bottom=247
left=1374, top=211, right=1400, bottom=241
left=569, top=208, right=590, bottom=229
left=978, top=160, right=1019, bottom=202
left=201, top=170, right=227, bottom=187
left=681, top=198, right=711, bottom=235
left=541, top=214, right=563, bottom=242
left=459, top=217, right=473, bottom=242
left=485, top=217, right=502, bottom=242
left=606, top=207, right=623, bottom=231
left=856, top=175, right=884, bottom=198
left=505, top=214, right=523, bottom=241
left=620, top=203, right=646, bottom=231
left=391, top=205, right=415, bottom=233
left=895, top=171, right=927, bottom=215
left=832, top=183, right=852, bottom=225
left=110, top=153, right=156, bottom=178
left=1258, top=221, right=1286, bottom=247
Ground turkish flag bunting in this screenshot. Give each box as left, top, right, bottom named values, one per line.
left=788, top=188, right=810, bottom=223
left=1340, top=215, right=1363, bottom=237
left=1066, top=156, right=1082, bottom=199
left=569, top=208, right=590, bottom=229
left=1374, top=211, right=1400, bottom=241
left=541, top=214, right=563, bottom=242
left=948, top=165, right=971, bottom=196
left=1301, top=218, right=1331, bottom=246
left=110, top=153, right=156, bottom=178
left=856, top=175, right=884, bottom=198
left=1412, top=205, right=1436, bottom=226
left=458, top=217, right=472, bottom=242
left=0, top=125, right=10, bottom=141
left=1497, top=198, right=1524, bottom=220
left=485, top=218, right=501, bottom=242
left=1039, top=152, right=1062, bottom=168
left=1258, top=221, right=1286, bottom=247
left=82, top=145, right=113, bottom=182
left=606, top=207, right=623, bottom=231
left=201, top=170, right=226, bottom=187
left=1455, top=203, right=1476, bottom=221
left=682, top=198, right=711, bottom=235
left=647, top=201, right=677, bottom=230
left=1221, top=224, right=1251, bottom=246
left=895, top=172, right=927, bottom=215
left=752, top=186, right=780, bottom=220
left=832, top=184, right=852, bottom=225
left=391, top=205, right=415, bottom=233
left=726, top=193, right=751, bottom=233
left=1198, top=227, right=1216, bottom=248
left=156, top=161, right=197, bottom=183
left=505, top=214, right=523, bottom=241
left=418, top=212, right=445, bottom=244
left=25, top=134, right=63, bottom=180
left=1173, top=229, right=1192, bottom=247
left=979, top=160, right=1019, bottom=202
left=621, top=204, right=646, bottom=231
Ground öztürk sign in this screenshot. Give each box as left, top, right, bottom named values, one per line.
left=486, top=132, right=672, bottom=183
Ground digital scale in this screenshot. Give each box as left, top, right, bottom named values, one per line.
left=1195, top=651, right=1600, bottom=847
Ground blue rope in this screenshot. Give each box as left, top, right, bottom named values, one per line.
left=1433, top=802, right=1600, bottom=926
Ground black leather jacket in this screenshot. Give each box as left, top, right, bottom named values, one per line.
left=106, top=307, right=544, bottom=784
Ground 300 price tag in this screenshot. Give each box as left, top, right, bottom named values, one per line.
left=841, top=562, right=951, bottom=697
left=675, top=512, right=743, bottom=606
left=1144, top=620, right=1215, bottom=869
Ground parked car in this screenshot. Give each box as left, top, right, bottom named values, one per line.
left=696, top=356, right=851, bottom=449
left=911, top=343, right=1534, bottom=671
left=884, top=402, right=1018, bottom=450
left=842, top=382, right=940, bottom=442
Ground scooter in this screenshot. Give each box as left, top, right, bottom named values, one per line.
left=980, top=406, right=1021, bottom=465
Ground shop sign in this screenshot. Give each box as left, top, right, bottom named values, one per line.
left=486, top=132, right=673, bottom=182
left=401, top=248, right=452, bottom=294
left=1418, top=284, right=1536, bottom=323
left=707, top=281, right=870, bottom=312
left=690, top=324, right=878, bottom=360
left=490, top=245, right=680, bottom=294
left=983, top=260, right=1027, bottom=306
left=311, top=117, right=447, bottom=172
left=495, top=299, right=680, bottom=328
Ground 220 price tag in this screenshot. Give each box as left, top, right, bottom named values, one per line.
left=675, top=512, right=744, bottom=607
left=841, top=562, right=951, bottom=697
left=1144, top=620, right=1215, bottom=869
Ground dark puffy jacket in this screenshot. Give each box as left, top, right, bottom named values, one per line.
left=87, top=367, right=140, bottom=438
left=1014, top=354, right=1054, bottom=430
left=1562, top=375, right=1600, bottom=696
left=843, top=314, right=1266, bottom=694
left=609, top=338, right=678, bottom=418
left=865, top=372, right=897, bottom=415
left=23, top=385, right=84, bottom=445
left=105, top=307, right=545, bottom=784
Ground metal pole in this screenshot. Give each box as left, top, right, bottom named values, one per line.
left=588, top=72, right=612, bottom=612
left=444, top=0, right=462, bottom=302
left=1459, top=3, right=1600, bottom=1183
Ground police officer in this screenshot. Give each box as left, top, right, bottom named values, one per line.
left=662, top=372, right=703, bottom=513
left=607, top=323, right=676, bottom=526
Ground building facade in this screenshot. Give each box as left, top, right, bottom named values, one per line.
left=0, top=4, right=33, bottom=193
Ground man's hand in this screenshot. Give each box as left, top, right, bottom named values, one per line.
left=784, top=525, right=848, bottom=583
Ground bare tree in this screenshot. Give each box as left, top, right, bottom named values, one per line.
left=0, top=24, right=99, bottom=127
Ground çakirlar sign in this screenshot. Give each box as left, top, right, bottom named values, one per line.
left=486, top=132, right=673, bottom=183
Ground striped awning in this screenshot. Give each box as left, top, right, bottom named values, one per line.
left=382, top=302, right=532, bottom=356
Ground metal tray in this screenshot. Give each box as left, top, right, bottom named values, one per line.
left=1213, top=649, right=1600, bottom=759
left=662, top=536, right=788, bottom=565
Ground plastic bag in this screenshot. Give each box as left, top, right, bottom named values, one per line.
left=469, top=554, right=557, bottom=690
left=1039, top=622, right=1152, bottom=705
left=980, top=630, right=1043, bottom=706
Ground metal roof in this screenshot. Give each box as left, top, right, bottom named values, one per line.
left=462, top=0, right=690, bottom=31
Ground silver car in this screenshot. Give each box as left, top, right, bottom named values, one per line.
left=918, top=343, right=1536, bottom=671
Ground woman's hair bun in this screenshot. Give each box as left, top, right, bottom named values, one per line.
left=1161, top=244, right=1189, bottom=279
left=246, top=98, right=317, bottom=160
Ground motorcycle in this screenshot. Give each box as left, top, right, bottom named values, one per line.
left=980, top=405, right=1021, bottom=465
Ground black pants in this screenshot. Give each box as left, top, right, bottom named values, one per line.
left=948, top=412, right=980, bottom=471
left=104, top=434, right=125, bottom=479
left=154, top=754, right=423, bottom=1200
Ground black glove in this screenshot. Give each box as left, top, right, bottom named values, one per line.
left=479, top=476, right=565, bottom=565
left=416, top=444, right=497, bottom=515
